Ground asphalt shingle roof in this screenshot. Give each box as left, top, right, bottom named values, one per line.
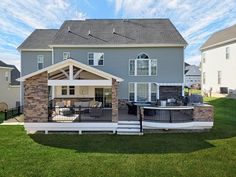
left=18, top=19, right=187, bottom=49
left=201, top=24, right=236, bottom=50
left=0, top=60, right=20, bottom=85
left=18, top=29, right=58, bottom=49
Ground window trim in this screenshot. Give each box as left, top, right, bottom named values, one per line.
left=128, top=82, right=157, bottom=102
left=137, top=52, right=149, bottom=59
left=87, top=52, right=104, bottom=66
left=226, top=47, right=230, bottom=59
left=129, top=59, right=157, bottom=76
left=61, top=86, right=75, bottom=96
left=37, top=55, right=44, bottom=70
left=5, top=71, right=9, bottom=82
left=217, top=71, right=222, bottom=85
left=63, top=52, right=70, bottom=60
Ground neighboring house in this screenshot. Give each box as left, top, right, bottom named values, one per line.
left=184, top=63, right=201, bottom=88
left=200, top=24, right=236, bottom=96
left=17, top=19, right=213, bottom=134
left=0, top=60, right=20, bottom=109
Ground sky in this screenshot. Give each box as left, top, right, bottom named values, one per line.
left=0, top=0, right=236, bottom=70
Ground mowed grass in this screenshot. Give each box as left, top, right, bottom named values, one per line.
left=0, top=98, right=236, bottom=177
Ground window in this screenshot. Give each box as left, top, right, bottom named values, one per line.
left=137, top=53, right=149, bottom=59
left=88, top=52, right=104, bottom=66
left=151, top=83, right=157, bottom=101
left=69, top=86, right=75, bottom=95
left=226, top=47, right=230, bottom=59
left=137, top=83, right=149, bottom=102
left=61, top=86, right=75, bottom=95
left=129, top=83, right=157, bottom=102
left=202, top=53, right=205, bottom=63
left=63, top=52, right=70, bottom=60
left=5, top=71, right=9, bottom=82
left=37, top=55, right=44, bottom=70
left=61, top=86, right=67, bottom=95
left=129, top=53, right=157, bottom=76
left=218, top=71, right=222, bottom=85
left=129, top=83, right=135, bottom=101
left=203, top=72, right=206, bottom=84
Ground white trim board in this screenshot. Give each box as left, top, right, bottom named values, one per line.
left=49, top=44, right=187, bottom=48
left=17, top=59, right=123, bottom=82
left=48, top=79, right=112, bottom=86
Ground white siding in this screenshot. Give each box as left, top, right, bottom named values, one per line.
left=202, top=42, right=236, bottom=94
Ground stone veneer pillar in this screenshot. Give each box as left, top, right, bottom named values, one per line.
left=193, top=105, right=214, bottom=122
left=112, top=78, right=118, bottom=122
left=24, top=72, right=48, bottom=122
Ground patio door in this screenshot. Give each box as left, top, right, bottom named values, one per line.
left=95, top=88, right=112, bottom=108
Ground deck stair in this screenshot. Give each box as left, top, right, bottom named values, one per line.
left=117, top=121, right=143, bottom=135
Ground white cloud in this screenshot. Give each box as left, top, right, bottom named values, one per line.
left=0, top=0, right=87, bottom=67
left=186, top=55, right=201, bottom=66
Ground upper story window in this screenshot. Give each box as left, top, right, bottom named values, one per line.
left=63, top=52, right=70, bottom=60
left=202, top=53, right=206, bottom=63
left=226, top=47, right=230, bottom=59
left=88, top=52, right=104, bottom=66
left=129, top=53, right=157, bottom=76
left=5, top=71, right=9, bottom=82
left=37, top=55, right=44, bottom=70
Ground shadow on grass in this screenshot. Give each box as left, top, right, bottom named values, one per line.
left=30, top=98, right=236, bottom=154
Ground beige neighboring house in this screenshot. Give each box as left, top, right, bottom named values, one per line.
left=200, top=24, right=236, bottom=97
left=0, top=60, right=20, bottom=109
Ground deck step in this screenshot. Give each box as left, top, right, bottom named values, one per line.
left=118, top=121, right=139, bottom=124
left=117, top=132, right=143, bottom=135
left=117, top=124, right=140, bottom=128
left=117, top=120, right=143, bottom=135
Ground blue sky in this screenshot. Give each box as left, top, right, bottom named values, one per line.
left=1, top=0, right=236, bottom=70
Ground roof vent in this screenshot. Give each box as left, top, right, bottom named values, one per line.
left=112, top=28, right=116, bottom=34
left=88, top=29, right=91, bottom=35
left=67, top=26, right=71, bottom=32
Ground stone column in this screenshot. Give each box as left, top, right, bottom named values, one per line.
left=112, top=78, right=118, bottom=122
left=193, top=105, right=214, bottom=121
left=24, top=72, right=48, bottom=122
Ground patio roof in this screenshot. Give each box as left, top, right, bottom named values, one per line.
left=17, top=59, right=123, bottom=82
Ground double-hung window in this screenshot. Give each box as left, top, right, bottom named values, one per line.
left=129, top=83, right=157, bottom=102
left=129, top=53, right=157, bottom=76
left=63, top=52, right=70, bottom=60
left=88, top=52, right=104, bottom=66
left=37, top=55, right=44, bottom=70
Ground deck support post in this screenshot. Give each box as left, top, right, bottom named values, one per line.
left=112, top=78, right=118, bottom=122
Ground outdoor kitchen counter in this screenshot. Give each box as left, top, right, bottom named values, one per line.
left=193, top=104, right=214, bottom=122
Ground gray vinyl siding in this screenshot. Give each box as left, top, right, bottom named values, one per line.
left=21, top=48, right=184, bottom=99
left=21, top=51, right=52, bottom=76
left=53, top=47, right=184, bottom=99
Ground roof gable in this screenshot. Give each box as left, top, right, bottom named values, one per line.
left=17, top=59, right=123, bottom=82
left=201, top=24, right=236, bottom=50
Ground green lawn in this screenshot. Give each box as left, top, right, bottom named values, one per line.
left=184, top=88, right=201, bottom=95
left=0, top=98, right=236, bottom=177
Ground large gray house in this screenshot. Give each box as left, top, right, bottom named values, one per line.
left=17, top=19, right=213, bottom=134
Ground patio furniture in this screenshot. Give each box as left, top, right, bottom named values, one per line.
left=187, top=94, right=203, bottom=105
left=89, top=102, right=103, bottom=117
left=74, top=101, right=91, bottom=113
left=54, top=102, right=72, bottom=116
left=127, top=102, right=155, bottom=116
